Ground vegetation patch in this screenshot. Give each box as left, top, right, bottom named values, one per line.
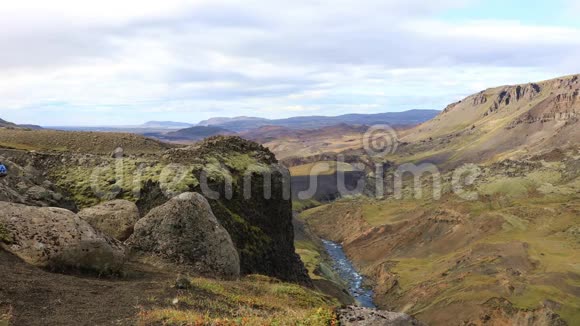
left=0, top=305, right=12, bottom=326
left=0, top=223, right=11, bottom=244
left=293, top=199, right=322, bottom=212
left=136, top=276, right=338, bottom=326
left=290, top=161, right=355, bottom=176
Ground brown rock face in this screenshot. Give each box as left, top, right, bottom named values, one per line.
left=337, top=306, right=426, bottom=326
left=0, top=202, right=126, bottom=274
left=78, top=200, right=140, bottom=241
left=126, top=192, right=240, bottom=279
left=402, top=74, right=580, bottom=166
left=475, top=298, right=568, bottom=326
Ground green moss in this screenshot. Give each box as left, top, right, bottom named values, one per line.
left=361, top=199, right=427, bottom=226
left=293, top=199, right=321, bottom=212
left=295, top=240, right=323, bottom=280
left=498, top=213, right=529, bottom=231
left=509, top=285, right=580, bottom=324
left=0, top=223, right=12, bottom=244
left=51, top=159, right=204, bottom=208
left=478, top=177, right=534, bottom=198
left=300, top=205, right=328, bottom=220
left=289, top=161, right=355, bottom=176
left=271, top=284, right=329, bottom=308
left=210, top=202, right=272, bottom=261
left=221, top=153, right=261, bottom=171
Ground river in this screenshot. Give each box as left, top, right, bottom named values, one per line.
left=321, top=239, right=376, bottom=308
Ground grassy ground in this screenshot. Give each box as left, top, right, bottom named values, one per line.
left=0, top=128, right=171, bottom=154
left=137, top=275, right=339, bottom=326
left=292, top=199, right=322, bottom=212
left=0, top=249, right=339, bottom=326
left=289, top=161, right=356, bottom=176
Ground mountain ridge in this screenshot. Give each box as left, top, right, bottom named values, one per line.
left=140, top=121, right=194, bottom=129
left=196, top=109, right=440, bottom=131
left=395, top=74, right=580, bottom=166
left=0, top=117, right=42, bottom=130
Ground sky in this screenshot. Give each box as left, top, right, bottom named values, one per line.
left=1, top=0, right=580, bottom=126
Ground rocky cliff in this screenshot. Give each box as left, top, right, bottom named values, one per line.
left=400, top=74, right=580, bottom=167
left=0, top=136, right=310, bottom=285
left=158, top=136, right=310, bottom=284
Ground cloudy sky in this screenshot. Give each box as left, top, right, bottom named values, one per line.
left=1, top=0, right=580, bottom=126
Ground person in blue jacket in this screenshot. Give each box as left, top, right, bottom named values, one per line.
left=0, top=162, right=7, bottom=177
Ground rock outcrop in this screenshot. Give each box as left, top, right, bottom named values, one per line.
left=0, top=202, right=126, bottom=274
left=78, top=200, right=140, bottom=241
left=2, top=136, right=311, bottom=285
left=0, top=156, right=76, bottom=210
left=337, top=306, right=426, bottom=326
left=476, top=298, right=567, bottom=326
left=126, top=192, right=240, bottom=279
left=151, top=136, right=311, bottom=284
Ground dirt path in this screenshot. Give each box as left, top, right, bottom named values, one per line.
left=0, top=250, right=176, bottom=326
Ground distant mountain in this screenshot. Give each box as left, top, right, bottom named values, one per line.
left=49, top=121, right=192, bottom=132
left=240, top=123, right=368, bottom=144
left=197, top=116, right=268, bottom=127
left=142, top=125, right=233, bottom=142
left=240, top=123, right=377, bottom=160
left=0, top=118, right=16, bottom=128
left=0, top=118, right=42, bottom=130
left=139, top=121, right=194, bottom=129
left=163, top=126, right=232, bottom=141
left=199, top=110, right=439, bottom=132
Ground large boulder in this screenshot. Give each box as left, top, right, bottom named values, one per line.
left=126, top=192, right=240, bottom=279
left=0, top=202, right=126, bottom=274
left=337, top=306, right=426, bottom=326
left=78, top=200, right=140, bottom=241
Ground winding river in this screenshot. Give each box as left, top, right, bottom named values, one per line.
left=321, top=240, right=376, bottom=308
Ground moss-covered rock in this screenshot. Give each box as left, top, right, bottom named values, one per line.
left=0, top=202, right=126, bottom=274
left=78, top=200, right=140, bottom=241
left=0, top=223, right=11, bottom=244
left=19, top=136, right=310, bottom=284
left=126, top=192, right=240, bottom=280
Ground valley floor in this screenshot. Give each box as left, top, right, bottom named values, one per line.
left=301, top=195, right=580, bottom=325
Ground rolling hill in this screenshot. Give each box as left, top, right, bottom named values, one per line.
left=197, top=116, right=269, bottom=127
left=241, top=124, right=376, bottom=160
left=197, top=110, right=440, bottom=132
left=0, top=118, right=42, bottom=130
left=139, top=121, right=194, bottom=129
left=0, top=118, right=17, bottom=128
left=394, top=74, right=580, bottom=166
left=0, top=128, right=172, bottom=154
left=160, top=125, right=233, bottom=141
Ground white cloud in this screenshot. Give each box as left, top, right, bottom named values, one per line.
left=0, top=0, right=578, bottom=125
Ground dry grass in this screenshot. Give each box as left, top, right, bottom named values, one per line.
left=289, top=161, right=355, bottom=176
left=0, top=129, right=171, bottom=154
left=0, top=305, right=12, bottom=326
left=135, top=275, right=339, bottom=326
